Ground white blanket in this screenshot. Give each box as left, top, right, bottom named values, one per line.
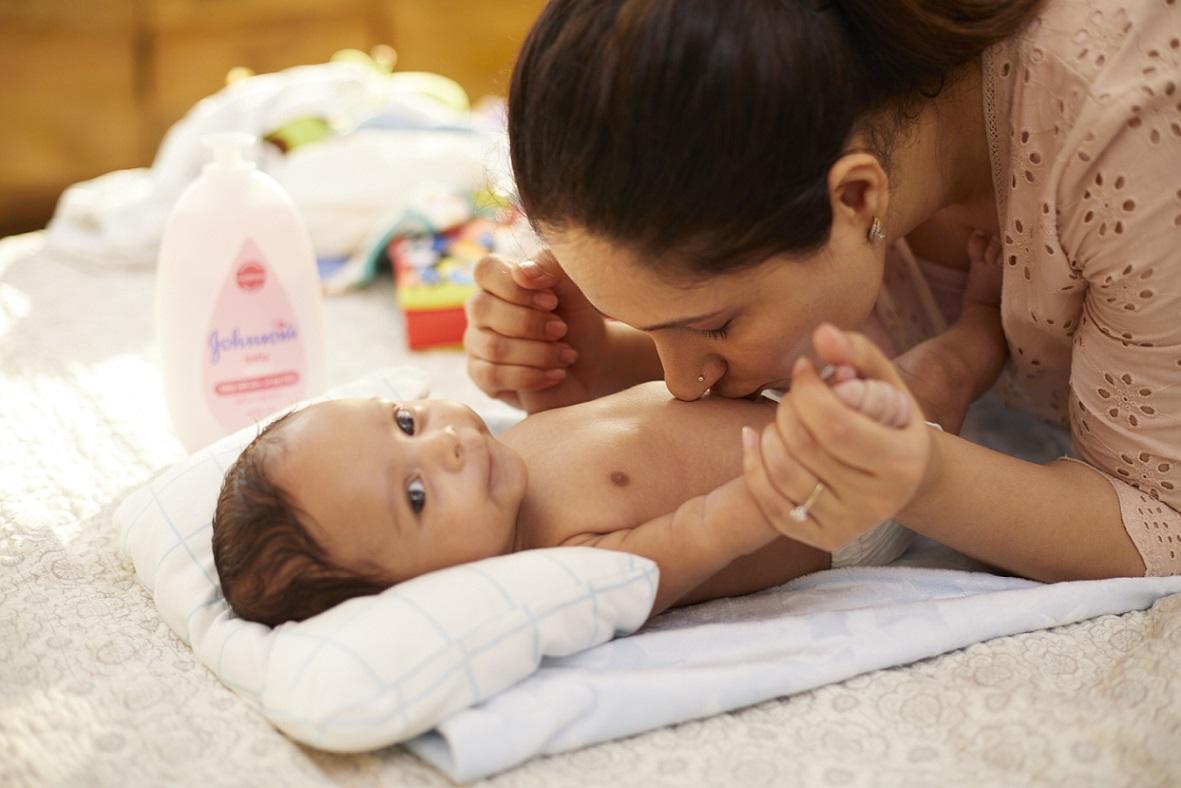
left=410, top=565, right=1181, bottom=781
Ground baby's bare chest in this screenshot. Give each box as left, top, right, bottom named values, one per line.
left=516, top=420, right=744, bottom=547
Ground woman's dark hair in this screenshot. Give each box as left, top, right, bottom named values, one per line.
left=211, top=412, right=393, bottom=627
left=509, top=0, right=1041, bottom=275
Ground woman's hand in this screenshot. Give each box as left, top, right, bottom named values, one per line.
left=464, top=250, right=608, bottom=412
left=741, top=324, right=935, bottom=553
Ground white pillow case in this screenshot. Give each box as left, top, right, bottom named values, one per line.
left=116, top=367, right=658, bottom=752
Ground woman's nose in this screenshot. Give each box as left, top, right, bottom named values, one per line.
left=655, top=340, right=725, bottom=401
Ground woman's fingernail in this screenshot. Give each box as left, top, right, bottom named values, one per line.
left=545, top=319, right=568, bottom=338
left=519, top=260, right=542, bottom=279
left=559, top=347, right=578, bottom=365
left=544, top=367, right=567, bottom=381
left=742, top=426, right=756, bottom=451
left=793, top=356, right=811, bottom=375
left=532, top=292, right=558, bottom=310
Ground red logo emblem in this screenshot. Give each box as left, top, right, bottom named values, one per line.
left=236, top=261, right=266, bottom=291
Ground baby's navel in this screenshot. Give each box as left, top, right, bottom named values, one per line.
left=609, top=471, right=630, bottom=487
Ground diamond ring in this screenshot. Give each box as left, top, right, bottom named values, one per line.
left=789, top=482, right=825, bottom=523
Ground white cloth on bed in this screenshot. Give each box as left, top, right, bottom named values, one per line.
left=830, top=519, right=912, bottom=569
left=408, top=565, right=1181, bottom=781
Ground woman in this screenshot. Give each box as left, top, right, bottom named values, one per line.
left=463, top=0, right=1181, bottom=580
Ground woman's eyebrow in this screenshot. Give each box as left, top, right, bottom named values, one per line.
left=634, top=308, right=727, bottom=332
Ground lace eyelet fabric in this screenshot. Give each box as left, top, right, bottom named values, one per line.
left=984, top=0, right=1181, bottom=574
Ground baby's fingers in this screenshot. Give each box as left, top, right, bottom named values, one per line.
left=967, top=230, right=1002, bottom=267
left=831, top=378, right=912, bottom=428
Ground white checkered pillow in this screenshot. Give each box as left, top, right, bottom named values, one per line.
left=116, top=367, right=658, bottom=751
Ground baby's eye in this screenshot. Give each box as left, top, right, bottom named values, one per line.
left=394, top=406, right=416, bottom=435
left=406, top=478, right=426, bottom=514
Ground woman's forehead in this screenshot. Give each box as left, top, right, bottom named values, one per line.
left=548, top=229, right=758, bottom=310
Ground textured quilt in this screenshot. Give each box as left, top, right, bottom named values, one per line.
left=2, top=233, right=1179, bottom=786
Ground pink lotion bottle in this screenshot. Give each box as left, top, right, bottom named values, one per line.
left=156, top=133, right=326, bottom=451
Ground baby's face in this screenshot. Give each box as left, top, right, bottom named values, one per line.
left=269, top=397, right=528, bottom=582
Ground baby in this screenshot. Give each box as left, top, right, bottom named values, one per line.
left=212, top=371, right=913, bottom=627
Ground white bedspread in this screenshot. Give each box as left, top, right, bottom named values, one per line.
left=412, top=567, right=1181, bottom=781
left=3, top=232, right=1181, bottom=786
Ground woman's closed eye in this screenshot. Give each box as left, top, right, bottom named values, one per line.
left=700, top=319, right=732, bottom=340
left=394, top=406, right=416, bottom=435
left=406, top=477, right=426, bottom=514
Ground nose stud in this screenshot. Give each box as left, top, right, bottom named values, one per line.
left=698, top=375, right=705, bottom=383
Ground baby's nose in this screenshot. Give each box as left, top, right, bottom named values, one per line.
left=429, top=425, right=465, bottom=471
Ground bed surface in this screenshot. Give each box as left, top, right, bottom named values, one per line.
left=3, top=232, right=1178, bottom=786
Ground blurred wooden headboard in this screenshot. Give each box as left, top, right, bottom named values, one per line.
left=0, top=0, right=545, bottom=236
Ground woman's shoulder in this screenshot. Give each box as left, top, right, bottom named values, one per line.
left=995, top=0, right=1170, bottom=77
left=990, top=0, right=1175, bottom=119
left=986, top=0, right=1178, bottom=225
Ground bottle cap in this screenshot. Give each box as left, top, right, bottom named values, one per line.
left=202, top=132, right=258, bottom=171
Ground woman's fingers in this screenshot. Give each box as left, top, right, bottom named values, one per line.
left=473, top=253, right=559, bottom=305
left=741, top=425, right=857, bottom=552
left=812, top=324, right=907, bottom=391
left=465, top=249, right=604, bottom=405
left=768, top=397, right=863, bottom=497
left=742, top=427, right=823, bottom=545
left=464, top=325, right=577, bottom=369
left=466, top=357, right=567, bottom=395
left=788, top=357, right=911, bottom=473
left=465, top=289, right=567, bottom=341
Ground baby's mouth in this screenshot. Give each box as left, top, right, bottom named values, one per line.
left=484, top=437, right=498, bottom=494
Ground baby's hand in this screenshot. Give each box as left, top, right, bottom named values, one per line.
left=963, top=230, right=1003, bottom=311
left=825, top=363, right=912, bottom=428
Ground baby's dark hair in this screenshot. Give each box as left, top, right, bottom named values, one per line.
left=211, top=412, right=393, bottom=627
left=510, top=0, right=1041, bottom=276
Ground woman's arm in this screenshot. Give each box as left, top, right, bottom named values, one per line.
left=902, top=432, right=1145, bottom=581
left=742, top=325, right=1165, bottom=583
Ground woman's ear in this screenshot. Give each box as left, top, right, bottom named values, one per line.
left=827, top=152, right=890, bottom=241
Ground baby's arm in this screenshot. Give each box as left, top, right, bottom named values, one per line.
left=569, top=374, right=914, bottom=617
left=893, top=231, right=1007, bottom=433
left=563, top=477, right=779, bottom=617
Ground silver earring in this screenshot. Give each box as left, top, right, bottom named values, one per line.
left=867, top=216, right=886, bottom=243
